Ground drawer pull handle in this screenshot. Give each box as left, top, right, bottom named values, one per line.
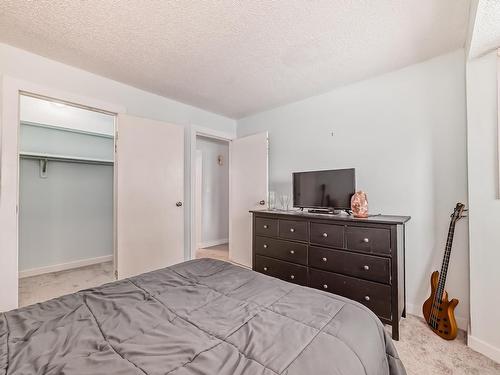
left=263, top=244, right=268, bottom=249
left=290, top=228, right=295, bottom=233
left=363, top=265, right=370, bottom=271
left=323, top=284, right=328, bottom=289
left=263, top=267, right=268, bottom=271
left=322, top=257, right=327, bottom=262
left=290, top=250, right=295, bottom=254
left=364, top=296, right=370, bottom=301
left=263, top=225, right=269, bottom=229
left=290, top=275, right=295, bottom=280
left=363, top=238, right=369, bottom=243
left=322, top=232, right=328, bottom=238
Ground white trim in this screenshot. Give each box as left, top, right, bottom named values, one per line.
left=0, top=75, right=125, bottom=311
left=406, top=303, right=468, bottom=331
left=19, top=255, right=113, bottom=278
left=468, top=334, right=500, bottom=364
left=497, top=50, right=500, bottom=198
left=188, top=124, right=235, bottom=262
left=198, top=239, right=229, bottom=249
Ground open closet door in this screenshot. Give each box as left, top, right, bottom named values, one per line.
left=229, top=132, right=268, bottom=267
left=115, top=114, right=184, bottom=279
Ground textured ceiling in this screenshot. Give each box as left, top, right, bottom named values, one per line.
left=0, top=1, right=471, bottom=118
left=469, top=0, right=500, bottom=58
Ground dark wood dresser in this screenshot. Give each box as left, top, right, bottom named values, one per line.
left=250, top=210, right=410, bottom=340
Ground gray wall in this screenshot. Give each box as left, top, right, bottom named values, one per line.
left=19, top=123, right=114, bottom=272
left=196, top=137, right=229, bottom=245
left=20, top=122, right=114, bottom=160
left=19, top=159, right=113, bottom=271
left=237, top=50, right=469, bottom=328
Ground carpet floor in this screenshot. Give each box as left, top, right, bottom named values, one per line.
left=19, top=261, right=114, bottom=307
left=388, top=315, right=500, bottom=374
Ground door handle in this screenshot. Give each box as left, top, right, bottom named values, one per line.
left=259, top=200, right=266, bottom=205
left=176, top=202, right=183, bottom=207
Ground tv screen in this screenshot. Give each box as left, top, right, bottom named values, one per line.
left=293, top=168, right=355, bottom=210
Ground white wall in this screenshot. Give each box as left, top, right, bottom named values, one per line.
left=0, top=43, right=236, bottom=312
left=196, top=136, right=229, bottom=247
left=238, top=50, right=469, bottom=328
left=466, top=50, right=500, bottom=362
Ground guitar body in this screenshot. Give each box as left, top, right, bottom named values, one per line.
left=422, top=271, right=459, bottom=340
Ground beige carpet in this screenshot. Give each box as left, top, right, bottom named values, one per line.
left=17, top=260, right=500, bottom=374
left=19, top=261, right=114, bottom=307
left=389, top=315, right=500, bottom=374
left=196, top=243, right=229, bottom=261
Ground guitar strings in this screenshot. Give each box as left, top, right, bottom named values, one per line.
left=429, top=212, right=457, bottom=330
left=429, top=226, right=453, bottom=328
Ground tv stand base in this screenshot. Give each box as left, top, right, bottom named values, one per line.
left=308, top=209, right=335, bottom=214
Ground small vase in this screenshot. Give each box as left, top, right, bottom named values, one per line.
left=268, top=191, right=276, bottom=210
left=351, top=191, right=368, bottom=218
left=279, top=194, right=291, bottom=211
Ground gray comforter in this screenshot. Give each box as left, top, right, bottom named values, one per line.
left=0, top=258, right=406, bottom=374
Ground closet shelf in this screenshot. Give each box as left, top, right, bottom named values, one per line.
left=19, top=152, right=114, bottom=166
left=21, top=120, right=114, bottom=139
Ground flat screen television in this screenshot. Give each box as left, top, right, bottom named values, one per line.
left=293, top=168, right=355, bottom=210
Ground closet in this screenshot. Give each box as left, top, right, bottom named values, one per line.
left=18, top=94, right=115, bottom=306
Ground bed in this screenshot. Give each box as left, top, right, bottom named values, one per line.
left=0, top=258, right=406, bottom=374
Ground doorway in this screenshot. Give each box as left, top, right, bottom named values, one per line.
left=17, top=93, right=116, bottom=307
left=194, top=135, right=230, bottom=262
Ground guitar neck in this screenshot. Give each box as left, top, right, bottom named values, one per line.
left=436, top=219, right=456, bottom=298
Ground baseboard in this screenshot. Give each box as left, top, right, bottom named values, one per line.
left=19, top=255, right=113, bottom=278
left=406, top=303, right=468, bottom=331
left=468, top=335, right=500, bottom=364
left=199, top=238, right=228, bottom=249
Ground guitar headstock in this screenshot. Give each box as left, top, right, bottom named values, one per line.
left=451, top=202, right=467, bottom=222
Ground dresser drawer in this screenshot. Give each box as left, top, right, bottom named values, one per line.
left=309, top=269, right=391, bottom=319
left=255, top=217, right=278, bottom=237
left=309, top=246, right=390, bottom=284
left=346, top=226, right=391, bottom=255
left=255, top=236, right=308, bottom=265
left=279, top=219, right=308, bottom=241
left=310, top=223, right=344, bottom=248
left=255, top=255, right=308, bottom=286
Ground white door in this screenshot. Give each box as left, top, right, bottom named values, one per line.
left=229, top=132, right=268, bottom=267
left=115, top=114, right=184, bottom=279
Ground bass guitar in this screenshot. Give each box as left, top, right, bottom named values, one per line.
left=422, top=202, right=466, bottom=340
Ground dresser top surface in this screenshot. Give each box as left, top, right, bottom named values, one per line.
left=250, top=209, right=410, bottom=225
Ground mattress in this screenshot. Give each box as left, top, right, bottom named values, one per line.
left=0, top=258, right=406, bottom=374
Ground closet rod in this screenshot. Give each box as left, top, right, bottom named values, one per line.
left=19, top=152, right=114, bottom=166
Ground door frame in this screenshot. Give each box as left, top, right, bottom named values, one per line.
left=0, top=75, right=125, bottom=311
left=195, top=150, right=203, bottom=250
left=188, top=125, right=234, bottom=261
